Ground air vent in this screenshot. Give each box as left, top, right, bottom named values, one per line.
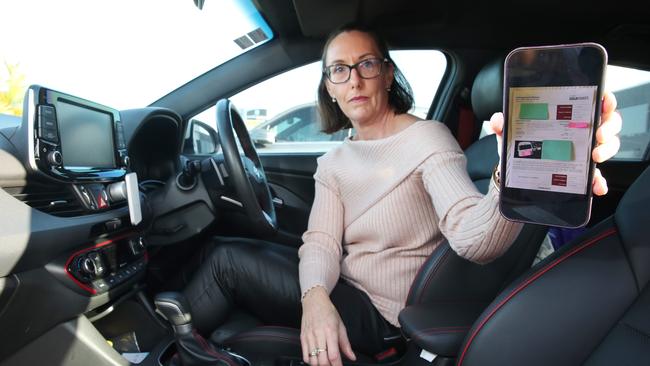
left=5, top=184, right=86, bottom=217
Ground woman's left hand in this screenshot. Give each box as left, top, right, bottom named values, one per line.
left=489, top=91, right=622, bottom=196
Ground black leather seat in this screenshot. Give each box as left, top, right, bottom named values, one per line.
left=457, top=164, right=650, bottom=366
left=397, top=56, right=548, bottom=358
left=216, top=57, right=550, bottom=364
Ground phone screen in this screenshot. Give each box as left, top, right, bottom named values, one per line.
left=501, top=43, right=607, bottom=227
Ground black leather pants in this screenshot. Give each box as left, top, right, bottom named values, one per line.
left=181, top=236, right=398, bottom=357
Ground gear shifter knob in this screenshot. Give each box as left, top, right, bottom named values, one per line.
left=154, top=292, right=193, bottom=334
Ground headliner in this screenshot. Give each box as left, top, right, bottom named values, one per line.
left=256, top=0, right=650, bottom=67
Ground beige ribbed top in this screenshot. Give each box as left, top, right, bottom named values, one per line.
left=298, top=120, right=522, bottom=326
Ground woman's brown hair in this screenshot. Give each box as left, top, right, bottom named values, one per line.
left=318, top=24, right=414, bottom=134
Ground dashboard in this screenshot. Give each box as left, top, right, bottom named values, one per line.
left=0, top=86, right=203, bottom=360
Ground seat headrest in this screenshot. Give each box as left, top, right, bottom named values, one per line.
left=615, top=165, right=650, bottom=287
left=471, top=57, right=505, bottom=122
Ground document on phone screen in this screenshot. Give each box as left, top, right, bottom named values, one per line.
left=505, top=86, right=598, bottom=194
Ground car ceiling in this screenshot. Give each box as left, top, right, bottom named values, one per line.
left=258, top=0, right=650, bottom=66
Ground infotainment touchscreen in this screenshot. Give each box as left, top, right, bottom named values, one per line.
left=20, top=85, right=128, bottom=182
left=56, top=99, right=116, bottom=169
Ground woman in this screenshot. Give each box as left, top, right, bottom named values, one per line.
left=182, top=25, right=622, bottom=366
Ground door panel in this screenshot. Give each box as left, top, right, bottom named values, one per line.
left=260, top=153, right=321, bottom=241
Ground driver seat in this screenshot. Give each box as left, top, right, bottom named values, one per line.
left=207, top=57, right=550, bottom=364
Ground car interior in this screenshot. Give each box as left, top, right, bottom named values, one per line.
left=1, top=1, right=649, bottom=366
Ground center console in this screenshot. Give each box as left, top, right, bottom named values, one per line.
left=16, top=86, right=148, bottom=296
left=66, top=233, right=147, bottom=295
left=1, top=86, right=155, bottom=365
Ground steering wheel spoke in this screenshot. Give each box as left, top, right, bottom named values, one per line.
left=212, top=99, right=278, bottom=234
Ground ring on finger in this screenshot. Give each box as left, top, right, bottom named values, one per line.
left=309, top=347, right=327, bottom=357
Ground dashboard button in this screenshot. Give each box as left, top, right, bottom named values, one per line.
left=46, top=151, right=62, bottom=166
left=92, top=279, right=109, bottom=292
left=105, top=219, right=122, bottom=232
left=38, top=106, right=57, bottom=131
left=90, top=252, right=105, bottom=276
left=39, top=105, right=55, bottom=119
left=81, top=256, right=96, bottom=276
left=42, top=118, right=57, bottom=129
left=40, top=127, right=59, bottom=142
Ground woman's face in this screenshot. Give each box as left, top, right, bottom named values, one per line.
left=324, top=30, right=394, bottom=125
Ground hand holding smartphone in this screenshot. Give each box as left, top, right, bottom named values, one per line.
left=500, top=43, right=607, bottom=228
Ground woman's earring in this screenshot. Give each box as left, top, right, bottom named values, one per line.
left=331, top=97, right=336, bottom=103
left=386, top=87, right=391, bottom=92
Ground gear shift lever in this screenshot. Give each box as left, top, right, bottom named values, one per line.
left=154, top=292, right=193, bottom=334
left=155, top=292, right=248, bottom=366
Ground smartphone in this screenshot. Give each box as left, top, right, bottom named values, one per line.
left=500, top=43, right=607, bottom=228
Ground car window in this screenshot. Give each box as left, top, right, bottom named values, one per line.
left=477, top=64, right=650, bottom=162
left=190, top=50, right=446, bottom=153
left=271, top=106, right=314, bottom=141
left=605, top=65, right=650, bottom=161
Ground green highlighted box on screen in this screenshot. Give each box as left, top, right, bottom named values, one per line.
left=542, top=140, right=574, bottom=161
left=519, top=103, right=549, bottom=120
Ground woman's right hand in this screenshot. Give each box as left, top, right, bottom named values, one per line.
left=301, top=286, right=356, bottom=366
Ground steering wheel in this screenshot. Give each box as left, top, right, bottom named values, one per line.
left=215, top=99, right=277, bottom=232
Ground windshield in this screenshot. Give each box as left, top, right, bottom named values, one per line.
left=0, top=0, right=272, bottom=118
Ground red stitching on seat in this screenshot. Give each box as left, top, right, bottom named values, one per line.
left=227, top=333, right=300, bottom=343
left=418, top=326, right=471, bottom=334
left=413, top=326, right=471, bottom=344
left=192, top=330, right=239, bottom=366
left=228, top=335, right=299, bottom=344
left=226, top=326, right=301, bottom=343
left=256, top=325, right=299, bottom=330
left=457, top=227, right=617, bottom=366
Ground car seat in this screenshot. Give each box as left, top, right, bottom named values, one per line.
left=457, top=164, right=650, bottom=366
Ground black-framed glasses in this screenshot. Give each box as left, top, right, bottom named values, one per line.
left=323, top=58, right=388, bottom=84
